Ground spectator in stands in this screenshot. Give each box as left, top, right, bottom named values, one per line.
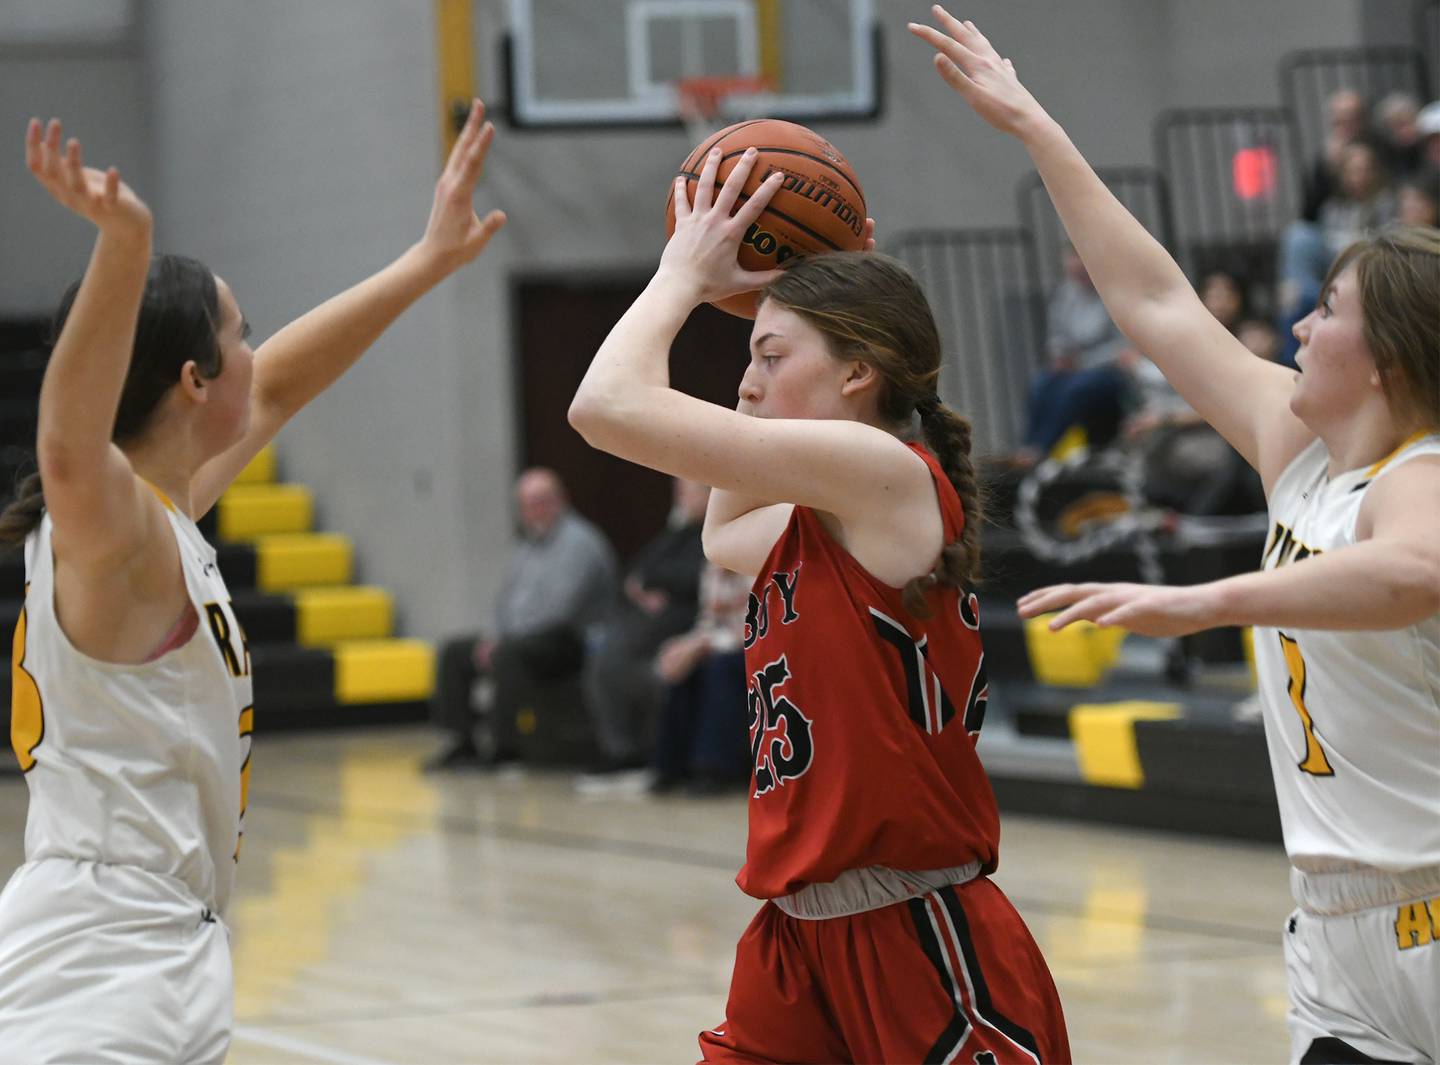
left=1373, top=92, right=1424, bottom=180
left=1300, top=88, right=1370, bottom=222
left=1419, top=101, right=1440, bottom=168
left=1197, top=268, right=1248, bottom=332
left=1012, top=245, right=1131, bottom=466
left=1236, top=316, right=1282, bottom=364
left=1123, top=268, right=1249, bottom=444
left=1321, top=142, right=1398, bottom=250
left=1127, top=281, right=1269, bottom=516
left=578, top=477, right=708, bottom=783
left=1396, top=167, right=1440, bottom=227
left=428, top=467, right=617, bottom=770
left=649, top=561, right=752, bottom=795
left=1278, top=142, right=1397, bottom=363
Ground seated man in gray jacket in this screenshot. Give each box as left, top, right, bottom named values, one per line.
left=429, top=467, right=617, bottom=769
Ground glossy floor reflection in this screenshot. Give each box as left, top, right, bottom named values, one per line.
left=0, top=727, right=1294, bottom=1063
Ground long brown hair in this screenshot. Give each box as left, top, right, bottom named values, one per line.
left=1322, top=224, right=1440, bottom=432
left=0, top=255, right=222, bottom=546
left=762, top=251, right=982, bottom=616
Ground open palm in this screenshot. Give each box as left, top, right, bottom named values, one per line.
left=419, top=98, right=506, bottom=269
left=25, top=118, right=152, bottom=239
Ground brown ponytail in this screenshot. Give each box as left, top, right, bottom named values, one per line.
left=0, top=253, right=222, bottom=546
left=903, top=402, right=983, bottom=617
left=0, top=470, right=44, bottom=547
left=763, top=252, right=983, bottom=617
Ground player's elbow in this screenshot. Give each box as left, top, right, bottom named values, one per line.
left=566, top=391, right=610, bottom=446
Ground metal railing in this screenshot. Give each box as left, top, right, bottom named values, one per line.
left=1017, top=167, right=1176, bottom=295
left=1154, top=106, right=1301, bottom=281
left=887, top=228, right=1045, bottom=456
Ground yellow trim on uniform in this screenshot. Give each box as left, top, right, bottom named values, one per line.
left=253, top=533, right=354, bottom=592
left=435, top=0, right=475, bottom=157
left=143, top=481, right=178, bottom=512
left=1365, top=429, right=1429, bottom=477
left=10, top=586, right=44, bottom=773
left=1024, top=614, right=1126, bottom=687
left=1070, top=701, right=1182, bottom=789
left=293, top=586, right=394, bottom=646
left=333, top=639, right=435, bottom=704
left=1242, top=626, right=1257, bottom=688
left=232, top=445, right=277, bottom=486
left=218, top=484, right=314, bottom=541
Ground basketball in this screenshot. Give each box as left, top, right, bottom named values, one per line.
left=665, top=119, right=868, bottom=318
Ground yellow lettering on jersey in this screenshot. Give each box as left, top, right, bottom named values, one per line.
left=235, top=705, right=254, bottom=861
left=1278, top=633, right=1334, bottom=776
left=10, top=585, right=44, bottom=773
left=205, top=601, right=250, bottom=678
left=1394, top=898, right=1438, bottom=951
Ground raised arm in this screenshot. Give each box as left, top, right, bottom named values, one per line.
left=567, top=150, right=908, bottom=576
left=25, top=119, right=170, bottom=571
left=191, top=99, right=506, bottom=515
left=908, top=8, right=1313, bottom=488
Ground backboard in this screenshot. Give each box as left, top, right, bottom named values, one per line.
left=503, top=0, right=880, bottom=129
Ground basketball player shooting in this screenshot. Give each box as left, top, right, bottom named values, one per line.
left=570, top=140, right=1070, bottom=1062
left=910, top=8, right=1440, bottom=1062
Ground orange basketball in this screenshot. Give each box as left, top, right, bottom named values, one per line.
left=665, top=119, right=868, bottom=318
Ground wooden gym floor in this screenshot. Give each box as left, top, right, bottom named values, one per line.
left=0, top=727, right=1295, bottom=1063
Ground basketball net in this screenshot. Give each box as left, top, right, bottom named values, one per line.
left=676, top=74, right=774, bottom=146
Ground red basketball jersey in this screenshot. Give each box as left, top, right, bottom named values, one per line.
left=736, top=443, right=998, bottom=900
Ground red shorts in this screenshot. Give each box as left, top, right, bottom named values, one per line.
left=700, top=877, right=1069, bottom=1064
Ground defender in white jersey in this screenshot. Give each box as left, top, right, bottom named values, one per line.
left=1, top=106, right=506, bottom=1062
left=1, top=505, right=252, bottom=1062
left=907, top=12, right=1440, bottom=1062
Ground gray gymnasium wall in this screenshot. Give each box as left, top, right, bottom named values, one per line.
left=6, top=0, right=1371, bottom=639
left=0, top=34, right=149, bottom=313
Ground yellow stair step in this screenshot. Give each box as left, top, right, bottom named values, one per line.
left=219, top=483, right=314, bottom=540
left=232, top=444, right=278, bottom=486
left=293, top=586, right=393, bottom=647
left=1069, top=701, right=1182, bottom=789
left=1023, top=614, right=1127, bottom=688
left=253, top=533, right=353, bottom=592
left=332, top=639, right=435, bottom=704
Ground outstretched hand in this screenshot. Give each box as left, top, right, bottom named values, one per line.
left=25, top=118, right=152, bottom=242
left=1017, top=581, right=1219, bottom=638
left=419, top=98, right=507, bottom=270
left=907, top=6, right=1046, bottom=136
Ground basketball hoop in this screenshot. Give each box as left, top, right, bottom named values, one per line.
left=676, top=74, right=774, bottom=144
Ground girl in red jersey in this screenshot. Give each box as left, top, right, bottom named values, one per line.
left=570, top=150, right=1068, bottom=1063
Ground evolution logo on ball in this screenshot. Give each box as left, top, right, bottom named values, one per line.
left=665, top=118, right=869, bottom=317
left=772, top=168, right=865, bottom=239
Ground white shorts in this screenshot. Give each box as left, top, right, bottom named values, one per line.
left=1284, top=898, right=1440, bottom=1064
left=0, top=858, right=233, bottom=1065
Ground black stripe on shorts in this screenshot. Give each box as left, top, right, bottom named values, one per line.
left=908, top=896, right=971, bottom=1065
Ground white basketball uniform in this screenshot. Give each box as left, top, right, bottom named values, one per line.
left=1255, top=431, right=1440, bottom=1064
left=0, top=496, right=253, bottom=1064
